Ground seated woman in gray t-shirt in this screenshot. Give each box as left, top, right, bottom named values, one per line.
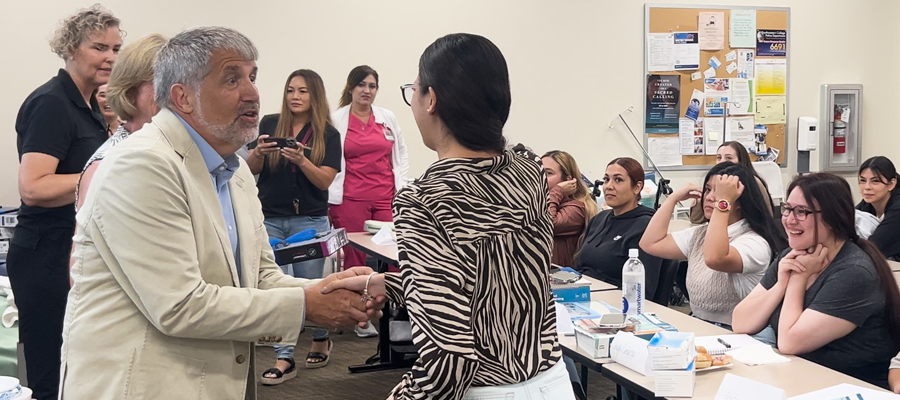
left=733, top=172, right=900, bottom=389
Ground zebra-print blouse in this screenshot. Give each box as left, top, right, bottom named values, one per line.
left=383, top=150, right=561, bottom=399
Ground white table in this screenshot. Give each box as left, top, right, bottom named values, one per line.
left=587, top=290, right=887, bottom=399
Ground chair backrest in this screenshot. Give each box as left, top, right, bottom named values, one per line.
left=651, top=259, right=681, bottom=306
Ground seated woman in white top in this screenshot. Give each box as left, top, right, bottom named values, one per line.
left=641, top=162, right=787, bottom=328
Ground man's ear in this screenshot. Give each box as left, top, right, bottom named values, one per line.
left=169, top=84, right=194, bottom=114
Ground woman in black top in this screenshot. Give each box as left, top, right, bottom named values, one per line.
left=11, top=6, right=121, bottom=400
left=856, top=156, right=900, bottom=260
left=733, top=173, right=900, bottom=388
left=575, top=157, right=664, bottom=296
left=246, top=69, right=342, bottom=383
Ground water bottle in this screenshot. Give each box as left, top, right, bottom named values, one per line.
left=622, top=248, right=645, bottom=317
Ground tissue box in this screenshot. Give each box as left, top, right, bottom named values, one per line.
left=654, top=362, right=696, bottom=397
left=648, top=331, right=696, bottom=370
left=274, top=228, right=348, bottom=266
left=574, top=327, right=616, bottom=359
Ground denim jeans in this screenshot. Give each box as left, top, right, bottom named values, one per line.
left=264, top=215, right=331, bottom=360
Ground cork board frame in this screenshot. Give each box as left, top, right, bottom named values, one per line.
left=644, top=4, right=790, bottom=170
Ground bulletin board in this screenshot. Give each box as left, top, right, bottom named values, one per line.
left=644, top=4, right=790, bottom=170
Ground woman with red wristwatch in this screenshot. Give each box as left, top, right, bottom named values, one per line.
left=640, top=162, right=786, bottom=330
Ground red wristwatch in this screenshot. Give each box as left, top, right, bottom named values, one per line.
left=715, top=199, right=731, bottom=212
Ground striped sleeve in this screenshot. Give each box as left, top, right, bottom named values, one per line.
left=389, top=195, right=479, bottom=400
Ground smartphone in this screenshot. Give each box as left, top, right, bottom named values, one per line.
left=550, top=271, right=581, bottom=284
left=262, top=137, right=298, bottom=148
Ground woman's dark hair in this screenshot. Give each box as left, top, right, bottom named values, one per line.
left=859, top=156, right=900, bottom=193
left=704, top=162, right=787, bottom=255
left=607, top=157, right=645, bottom=203
left=339, top=65, right=378, bottom=108
left=417, top=33, right=508, bottom=153
left=718, top=141, right=773, bottom=204
left=718, top=141, right=754, bottom=170
left=786, top=172, right=900, bottom=344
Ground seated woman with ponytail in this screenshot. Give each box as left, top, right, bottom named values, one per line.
left=857, top=156, right=900, bottom=260
left=733, top=173, right=900, bottom=389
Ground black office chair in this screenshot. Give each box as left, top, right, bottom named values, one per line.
left=651, top=259, right=680, bottom=306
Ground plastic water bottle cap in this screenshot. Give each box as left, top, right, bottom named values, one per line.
left=629, top=248, right=639, bottom=258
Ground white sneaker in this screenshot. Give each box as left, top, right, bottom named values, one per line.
left=355, top=322, right=379, bottom=338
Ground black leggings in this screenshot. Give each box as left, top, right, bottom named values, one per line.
left=7, top=232, right=70, bottom=400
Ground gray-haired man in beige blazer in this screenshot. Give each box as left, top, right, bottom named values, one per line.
left=60, top=27, right=379, bottom=399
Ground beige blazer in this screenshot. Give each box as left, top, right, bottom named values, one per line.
left=61, top=109, right=317, bottom=400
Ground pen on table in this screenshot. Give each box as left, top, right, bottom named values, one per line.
left=717, top=337, right=732, bottom=349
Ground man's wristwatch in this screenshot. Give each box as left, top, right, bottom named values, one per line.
left=715, top=199, right=731, bottom=212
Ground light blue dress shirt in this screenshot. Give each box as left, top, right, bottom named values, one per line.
left=175, top=114, right=242, bottom=282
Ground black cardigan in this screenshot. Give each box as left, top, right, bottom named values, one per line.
left=856, top=191, right=900, bottom=260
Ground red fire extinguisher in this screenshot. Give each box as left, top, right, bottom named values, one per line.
left=833, top=105, right=847, bottom=154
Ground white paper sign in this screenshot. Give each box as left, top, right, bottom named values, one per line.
left=554, top=302, right=575, bottom=336
left=648, top=136, right=682, bottom=167
left=726, top=62, right=738, bottom=74
left=725, top=50, right=737, bottom=62
left=371, top=225, right=396, bottom=246
left=648, top=33, right=675, bottom=72
left=610, top=331, right=653, bottom=376
left=714, top=373, right=786, bottom=400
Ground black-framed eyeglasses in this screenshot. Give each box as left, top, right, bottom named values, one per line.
left=780, top=202, right=820, bottom=221
left=400, top=84, right=415, bottom=106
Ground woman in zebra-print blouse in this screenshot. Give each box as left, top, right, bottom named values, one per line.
left=323, top=34, right=574, bottom=399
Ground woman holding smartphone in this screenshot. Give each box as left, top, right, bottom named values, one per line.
left=246, top=69, right=342, bottom=383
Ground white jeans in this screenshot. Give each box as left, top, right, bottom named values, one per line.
left=462, top=361, right=576, bottom=400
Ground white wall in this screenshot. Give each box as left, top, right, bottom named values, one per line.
left=1, top=0, right=897, bottom=207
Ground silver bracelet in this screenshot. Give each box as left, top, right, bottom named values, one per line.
left=361, top=272, right=378, bottom=303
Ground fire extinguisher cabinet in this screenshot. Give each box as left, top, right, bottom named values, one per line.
left=819, top=84, right=863, bottom=172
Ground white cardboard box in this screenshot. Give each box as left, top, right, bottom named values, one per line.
left=574, top=328, right=616, bottom=359
left=0, top=228, right=12, bottom=240
left=648, top=331, right=696, bottom=370
left=654, top=363, right=696, bottom=397
left=0, top=214, right=17, bottom=228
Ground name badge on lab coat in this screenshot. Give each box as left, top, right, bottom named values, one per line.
left=382, top=125, right=395, bottom=141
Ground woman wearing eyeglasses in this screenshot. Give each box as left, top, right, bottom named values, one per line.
left=641, top=162, right=786, bottom=329
left=324, top=34, right=574, bottom=399
left=733, top=173, right=900, bottom=389
left=329, top=66, right=408, bottom=271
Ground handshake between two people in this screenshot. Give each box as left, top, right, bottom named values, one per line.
left=302, top=266, right=390, bottom=330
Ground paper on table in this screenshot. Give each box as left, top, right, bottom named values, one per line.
left=787, top=383, right=900, bottom=400
left=674, top=32, right=700, bottom=70
left=738, top=50, right=755, bottom=79
left=727, top=345, right=790, bottom=365
left=554, top=302, right=575, bottom=336
left=729, top=9, right=757, bottom=48
left=756, top=59, right=787, bottom=95
left=714, top=373, right=787, bottom=400
left=648, top=32, right=675, bottom=72
left=699, top=12, right=725, bottom=50
left=705, top=118, right=724, bottom=155
left=730, top=79, right=754, bottom=115
left=756, top=95, right=786, bottom=124
left=648, top=136, right=682, bottom=166
left=371, top=225, right=396, bottom=246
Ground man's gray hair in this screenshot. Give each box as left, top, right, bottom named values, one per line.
left=154, top=26, right=258, bottom=109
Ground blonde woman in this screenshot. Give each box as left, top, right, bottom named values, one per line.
left=76, top=34, right=167, bottom=211
left=246, top=69, right=342, bottom=382
left=541, top=150, right=599, bottom=267
left=11, top=5, right=121, bottom=399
